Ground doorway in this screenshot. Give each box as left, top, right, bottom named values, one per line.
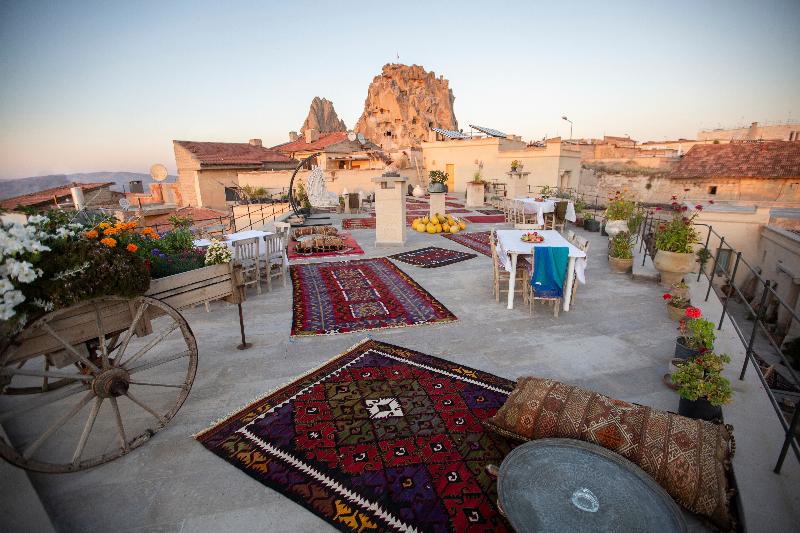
left=446, top=164, right=455, bottom=192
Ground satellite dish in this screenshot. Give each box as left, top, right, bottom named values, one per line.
left=118, top=198, right=131, bottom=211
left=347, top=130, right=357, bottom=142
left=150, top=163, right=168, bottom=182
left=357, top=133, right=366, bottom=145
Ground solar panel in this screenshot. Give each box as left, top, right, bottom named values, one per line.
left=469, top=124, right=507, bottom=138
left=432, top=127, right=470, bottom=139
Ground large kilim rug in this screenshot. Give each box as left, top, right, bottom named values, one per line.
left=196, top=340, right=515, bottom=532
left=290, top=258, right=457, bottom=335
left=390, top=247, right=477, bottom=269
left=440, top=231, right=491, bottom=257
left=463, top=216, right=506, bottom=224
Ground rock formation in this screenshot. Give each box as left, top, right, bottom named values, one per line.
left=355, top=64, right=458, bottom=151
left=300, top=97, right=347, bottom=134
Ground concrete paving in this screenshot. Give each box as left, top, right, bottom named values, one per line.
left=4, top=206, right=798, bottom=532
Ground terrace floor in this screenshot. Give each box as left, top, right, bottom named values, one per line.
left=4, top=202, right=799, bottom=532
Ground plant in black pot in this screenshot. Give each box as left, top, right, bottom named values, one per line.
left=428, top=170, right=448, bottom=193
left=675, top=308, right=715, bottom=359
left=671, top=352, right=732, bottom=421
left=583, top=213, right=600, bottom=232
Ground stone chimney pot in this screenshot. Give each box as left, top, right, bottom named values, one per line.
left=305, top=129, right=319, bottom=143
left=289, top=131, right=299, bottom=142
left=249, top=138, right=262, bottom=147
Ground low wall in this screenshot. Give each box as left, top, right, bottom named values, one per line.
left=238, top=168, right=420, bottom=197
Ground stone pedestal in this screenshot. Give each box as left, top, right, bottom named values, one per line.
left=371, top=172, right=408, bottom=246
left=466, top=182, right=485, bottom=207
left=429, top=192, right=446, bottom=220
left=506, top=171, right=530, bottom=200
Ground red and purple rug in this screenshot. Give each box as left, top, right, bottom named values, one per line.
left=196, top=339, right=515, bottom=532
left=287, top=232, right=365, bottom=261
left=290, top=258, right=457, bottom=336
left=342, top=217, right=420, bottom=230
left=440, top=231, right=492, bottom=257
left=463, top=215, right=506, bottom=224
left=475, top=209, right=504, bottom=215
left=390, top=246, right=477, bottom=269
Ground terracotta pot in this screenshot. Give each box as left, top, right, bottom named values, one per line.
left=670, top=284, right=690, bottom=300
left=678, top=397, right=722, bottom=422
left=608, top=255, right=633, bottom=273
left=654, top=250, right=695, bottom=287
left=605, top=219, right=629, bottom=237
left=666, top=303, right=687, bottom=321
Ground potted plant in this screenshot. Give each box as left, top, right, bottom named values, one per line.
left=675, top=307, right=716, bottom=359
left=608, top=232, right=634, bottom=273
left=670, top=280, right=690, bottom=300
left=466, top=161, right=486, bottom=207
left=653, top=198, right=704, bottom=286
left=604, top=191, right=635, bottom=237
left=428, top=170, right=448, bottom=193
left=663, top=293, right=691, bottom=321
left=510, top=160, right=522, bottom=171
left=583, top=213, right=600, bottom=232
left=574, top=197, right=586, bottom=226
left=671, top=352, right=732, bottom=421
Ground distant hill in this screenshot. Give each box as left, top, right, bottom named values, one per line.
left=0, top=172, right=177, bottom=200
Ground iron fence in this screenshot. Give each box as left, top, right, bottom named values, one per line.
left=638, top=210, right=800, bottom=473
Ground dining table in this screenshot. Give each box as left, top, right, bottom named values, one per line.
left=515, top=198, right=576, bottom=226
left=193, top=229, right=274, bottom=250
left=495, top=229, right=586, bottom=311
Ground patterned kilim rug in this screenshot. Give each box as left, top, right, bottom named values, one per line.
left=463, top=215, right=506, bottom=224
left=390, top=246, right=477, bottom=268
left=440, top=231, right=492, bottom=257
left=196, top=339, right=515, bottom=532
left=287, top=232, right=365, bottom=261
left=290, top=258, right=457, bottom=335
left=475, top=209, right=503, bottom=215
left=341, top=217, right=420, bottom=230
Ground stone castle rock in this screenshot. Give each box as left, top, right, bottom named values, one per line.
left=300, top=97, right=347, bottom=134
left=355, top=64, right=458, bottom=151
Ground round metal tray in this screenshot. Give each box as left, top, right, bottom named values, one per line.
left=497, top=438, right=686, bottom=533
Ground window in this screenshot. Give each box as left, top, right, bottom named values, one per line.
left=715, top=249, right=732, bottom=276
left=708, top=185, right=718, bottom=195
left=224, top=187, right=238, bottom=201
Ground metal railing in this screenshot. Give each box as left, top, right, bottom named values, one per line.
left=143, top=203, right=290, bottom=236
left=639, top=210, right=800, bottom=473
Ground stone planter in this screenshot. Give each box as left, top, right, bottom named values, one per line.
left=412, top=185, right=425, bottom=198
left=653, top=250, right=696, bottom=287
left=670, top=284, right=690, bottom=300
left=674, top=337, right=701, bottom=360
left=428, top=182, right=446, bottom=193
left=575, top=216, right=584, bottom=226
left=605, top=219, right=629, bottom=237
left=666, top=303, right=688, bottom=321
left=466, top=182, right=485, bottom=207
left=678, top=397, right=722, bottom=422
left=584, top=219, right=600, bottom=232
left=608, top=255, right=633, bottom=273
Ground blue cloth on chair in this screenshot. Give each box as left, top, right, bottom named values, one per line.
left=531, top=246, right=569, bottom=298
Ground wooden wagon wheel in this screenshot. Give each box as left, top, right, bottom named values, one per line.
left=0, top=296, right=197, bottom=473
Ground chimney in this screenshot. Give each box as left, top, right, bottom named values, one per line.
left=289, top=131, right=299, bottom=142
left=248, top=138, right=262, bottom=147
left=304, top=128, right=319, bottom=143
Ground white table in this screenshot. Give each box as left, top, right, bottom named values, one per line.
left=193, top=229, right=274, bottom=250
left=495, top=229, right=586, bottom=311
left=515, top=198, right=576, bottom=226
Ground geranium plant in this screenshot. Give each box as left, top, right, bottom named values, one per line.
left=678, top=307, right=716, bottom=351
left=609, top=232, right=634, bottom=259
left=671, top=352, right=733, bottom=406
left=653, top=196, right=703, bottom=253
left=663, top=293, right=690, bottom=309
left=605, top=191, right=635, bottom=221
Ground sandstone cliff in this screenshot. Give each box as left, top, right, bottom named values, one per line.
left=300, top=97, right=347, bottom=134
left=355, top=64, right=458, bottom=151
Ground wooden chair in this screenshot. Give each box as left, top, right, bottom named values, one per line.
left=234, top=237, right=261, bottom=295
left=544, top=201, right=569, bottom=232
left=489, top=230, right=525, bottom=303
left=523, top=253, right=567, bottom=317
left=261, top=233, right=286, bottom=290
left=202, top=223, right=226, bottom=239
left=567, top=229, right=576, bottom=242
left=500, top=198, right=514, bottom=223
left=347, top=193, right=361, bottom=213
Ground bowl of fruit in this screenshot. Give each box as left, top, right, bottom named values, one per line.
left=521, top=231, right=545, bottom=243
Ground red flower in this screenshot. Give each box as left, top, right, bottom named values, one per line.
left=695, top=204, right=703, bottom=210
left=698, top=347, right=709, bottom=354
left=681, top=205, right=688, bottom=211
left=678, top=319, right=686, bottom=328
left=671, top=201, right=678, bottom=206
left=695, top=357, right=702, bottom=364
left=655, top=207, right=662, bottom=211
left=663, top=293, right=673, bottom=300
left=685, top=307, right=702, bottom=319
left=709, top=199, right=715, bottom=204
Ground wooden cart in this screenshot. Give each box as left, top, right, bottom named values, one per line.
left=0, top=262, right=244, bottom=473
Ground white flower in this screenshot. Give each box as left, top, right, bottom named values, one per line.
left=1, top=288, right=25, bottom=320
left=1, top=258, right=41, bottom=283
left=27, top=215, right=47, bottom=224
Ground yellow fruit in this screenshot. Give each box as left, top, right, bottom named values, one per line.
left=450, top=225, right=460, bottom=233
left=442, top=223, right=450, bottom=232
left=437, top=214, right=447, bottom=224
left=422, top=216, right=429, bottom=225
left=434, top=224, right=442, bottom=233
left=416, top=224, right=426, bottom=233
left=426, top=223, right=436, bottom=234
left=458, top=221, right=466, bottom=230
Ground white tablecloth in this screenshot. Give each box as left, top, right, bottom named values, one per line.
left=514, top=198, right=576, bottom=226
left=193, top=229, right=274, bottom=250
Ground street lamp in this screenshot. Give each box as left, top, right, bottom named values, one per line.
left=561, top=116, right=573, bottom=140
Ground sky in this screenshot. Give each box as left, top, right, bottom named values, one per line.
left=1, top=0, right=799, bottom=179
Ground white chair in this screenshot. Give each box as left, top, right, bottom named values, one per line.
left=567, top=229, right=576, bottom=242
left=234, top=237, right=261, bottom=295
left=569, top=236, right=590, bottom=306
left=262, top=233, right=286, bottom=290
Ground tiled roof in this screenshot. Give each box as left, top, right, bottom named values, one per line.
left=669, top=141, right=800, bottom=178
left=272, top=132, right=350, bottom=153
left=1, top=182, right=113, bottom=209
left=174, top=140, right=294, bottom=166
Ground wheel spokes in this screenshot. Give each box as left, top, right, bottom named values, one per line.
left=128, top=381, right=187, bottom=389
left=0, top=382, right=87, bottom=423
left=109, top=397, right=128, bottom=452
left=92, top=303, right=110, bottom=370
left=112, top=302, right=148, bottom=366
left=117, top=322, right=178, bottom=369
left=23, top=392, right=94, bottom=459
left=127, top=350, right=190, bottom=375
left=2, top=367, right=92, bottom=382
left=41, top=323, right=99, bottom=373
left=125, top=390, right=167, bottom=425
left=71, top=396, right=103, bottom=466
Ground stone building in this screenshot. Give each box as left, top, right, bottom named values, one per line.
left=420, top=133, right=581, bottom=194
left=0, top=181, right=122, bottom=211
left=172, top=139, right=296, bottom=209
left=272, top=130, right=386, bottom=171
left=699, top=121, right=800, bottom=142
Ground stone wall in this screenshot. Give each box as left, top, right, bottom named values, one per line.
left=758, top=226, right=800, bottom=343
left=238, top=168, right=419, bottom=197
left=698, top=122, right=800, bottom=142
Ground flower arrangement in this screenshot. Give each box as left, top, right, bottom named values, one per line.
left=653, top=195, right=704, bottom=253
left=671, top=352, right=732, bottom=406
left=609, top=231, right=634, bottom=259
left=678, top=308, right=716, bottom=352
left=510, top=160, right=521, bottom=171
left=428, top=170, right=448, bottom=184
left=663, top=293, right=690, bottom=309
left=204, top=239, right=232, bottom=265
left=605, top=191, right=636, bottom=221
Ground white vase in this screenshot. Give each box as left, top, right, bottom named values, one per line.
left=412, top=185, right=425, bottom=198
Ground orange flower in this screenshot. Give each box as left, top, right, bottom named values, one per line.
left=98, top=222, right=111, bottom=229
left=103, top=227, right=118, bottom=236
left=100, top=237, right=117, bottom=248
left=150, top=233, right=160, bottom=240
left=141, top=227, right=155, bottom=235
left=126, top=243, right=138, bottom=253
left=85, top=230, right=98, bottom=239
